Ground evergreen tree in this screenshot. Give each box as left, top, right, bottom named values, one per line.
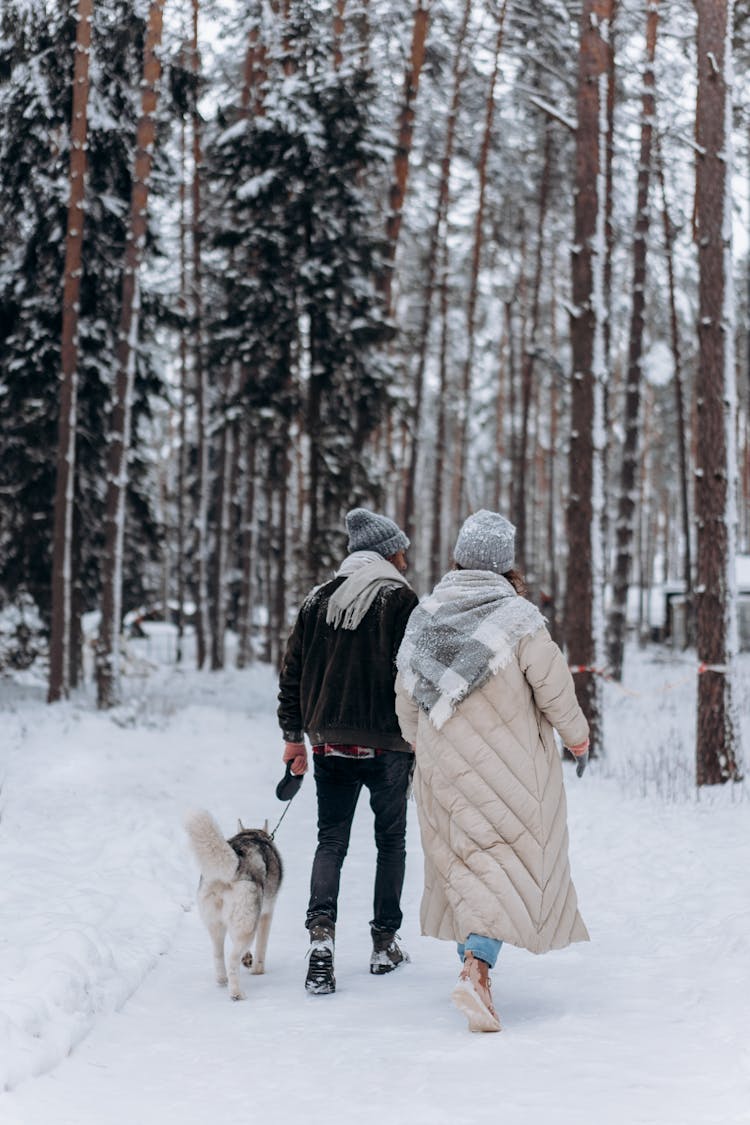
left=205, top=0, right=392, bottom=597
left=0, top=0, right=175, bottom=660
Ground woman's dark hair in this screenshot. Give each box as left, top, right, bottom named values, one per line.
left=503, top=569, right=527, bottom=596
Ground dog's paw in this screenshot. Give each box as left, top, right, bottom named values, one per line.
left=216, top=975, right=228, bottom=987
left=230, top=990, right=246, bottom=1001
left=241, top=951, right=254, bottom=969
left=250, top=962, right=265, bottom=976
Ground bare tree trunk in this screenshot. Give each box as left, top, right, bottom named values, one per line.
left=606, top=0, right=659, bottom=681
left=694, top=0, right=741, bottom=785
left=176, top=116, right=189, bottom=666
left=268, top=441, right=289, bottom=669
left=492, top=316, right=508, bottom=514
left=236, top=416, right=257, bottom=668
left=545, top=256, right=562, bottom=641
left=280, top=0, right=296, bottom=77
left=504, top=296, right=517, bottom=519
left=656, top=137, right=693, bottom=644
left=49, top=0, right=93, bottom=704
left=401, top=0, right=472, bottom=544
left=547, top=357, right=560, bottom=641
left=564, top=0, right=613, bottom=756
left=450, top=0, right=509, bottom=534
left=333, top=0, right=346, bottom=69
left=210, top=375, right=237, bottom=671
left=69, top=509, right=83, bottom=689
left=601, top=1, right=618, bottom=589
left=381, top=0, right=430, bottom=316
left=242, top=7, right=267, bottom=116
left=191, top=0, right=211, bottom=670
left=429, top=229, right=450, bottom=587
left=356, top=0, right=370, bottom=66
left=636, top=386, right=653, bottom=640
left=516, top=122, right=552, bottom=570
left=96, top=0, right=166, bottom=708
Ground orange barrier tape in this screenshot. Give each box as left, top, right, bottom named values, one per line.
left=568, top=660, right=733, bottom=698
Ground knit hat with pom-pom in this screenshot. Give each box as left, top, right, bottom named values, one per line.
left=453, top=510, right=515, bottom=574
left=345, top=508, right=410, bottom=558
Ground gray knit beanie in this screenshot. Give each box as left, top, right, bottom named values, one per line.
left=453, top=510, right=516, bottom=573
left=345, top=508, right=410, bottom=558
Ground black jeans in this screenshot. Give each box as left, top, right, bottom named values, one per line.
left=306, top=751, right=413, bottom=934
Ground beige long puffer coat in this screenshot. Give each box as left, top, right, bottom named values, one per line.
left=395, top=625, right=589, bottom=954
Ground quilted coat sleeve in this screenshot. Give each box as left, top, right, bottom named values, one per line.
left=394, top=670, right=419, bottom=746
left=517, top=627, right=589, bottom=749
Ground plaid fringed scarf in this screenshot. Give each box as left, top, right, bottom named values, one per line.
left=396, top=569, right=545, bottom=729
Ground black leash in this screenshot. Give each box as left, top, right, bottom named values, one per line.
left=269, top=796, right=295, bottom=840
left=269, top=761, right=304, bottom=839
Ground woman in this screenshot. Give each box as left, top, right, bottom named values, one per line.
left=395, top=510, right=589, bottom=1033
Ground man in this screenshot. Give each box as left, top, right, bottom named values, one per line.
left=278, top=507, right=419, bottom=994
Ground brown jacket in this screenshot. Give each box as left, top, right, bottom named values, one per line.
left=279, top=577, right=418, bottom=751
left=395, top=626, right=589, bottom=953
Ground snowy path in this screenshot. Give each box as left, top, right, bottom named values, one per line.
left=2, top=659, right=750, bottom=1125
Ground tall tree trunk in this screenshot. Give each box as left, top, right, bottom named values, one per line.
left=176, top=116, right=189, bottom=665
left=210, top=375, right=237, bottom=671
left=492, top=314, right=508, bottom=514
left=516, top=122, right=552, bottom=570
left=504, top=295, right=518, bottom=519
left=236, top=416, right=257, bottom=669
left=49, top=0, right=93, bottom=704
left=333, top=0, right=346, bottom=69
left=694, top=0, right=741, bottom=785
left=268, top=441, right=289, bottom=669
left=96, top=0, right=166, bottom=708
left=636, top=391, right=654, bottom=642
left=191, top=0, right=211, bottom=670
left=656, top=137, right=693, bottom=643
left=564, top=0, right=613, bottom=756
left=242, top=7, right=267, bottom=117
left=355, top=0, right=370, bottom=67
left=381, top=0, right=430, bottom=316
left=450, top=0, right=509, bottom=534
left=69, top=508, right=83, bottom=689
left=606, top=0, right=659, bottom=681
left=280, top=0, right=296, bottom=77
left=600, top=1, right=618, bottom=590
left=429, top=229, right=450, bottom=587
left=401, top=0, right=472, bottom=544
left=545, top=256, right=562, bottom=641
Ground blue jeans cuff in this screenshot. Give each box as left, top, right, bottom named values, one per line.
left=457, top=933, right=503, bottom=969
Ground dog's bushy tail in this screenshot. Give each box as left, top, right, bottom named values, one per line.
left=184, top=809, right=238, bottom=883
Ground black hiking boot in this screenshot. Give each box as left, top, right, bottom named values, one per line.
left=369, top=928, right=409, bottom=975
left=305, top=921, right=336, bottom=995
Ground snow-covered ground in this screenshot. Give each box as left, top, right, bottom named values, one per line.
left=1, top=643, right=749, bottom=1125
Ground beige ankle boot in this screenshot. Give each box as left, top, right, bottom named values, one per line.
left=451, top=951, right=501, bottom=1032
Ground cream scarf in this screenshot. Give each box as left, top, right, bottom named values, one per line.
left=325, top=551, right=411, bottom=630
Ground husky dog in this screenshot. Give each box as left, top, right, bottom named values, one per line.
left=184, top=810, right=283, bottom=1001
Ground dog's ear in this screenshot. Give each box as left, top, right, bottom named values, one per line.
left=237, top=818, right=245, bottom=833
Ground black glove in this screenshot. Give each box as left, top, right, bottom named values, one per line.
left=574, top=750, right=589, bottom=778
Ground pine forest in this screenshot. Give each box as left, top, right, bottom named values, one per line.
left=1, top=0, right=749, bottom=787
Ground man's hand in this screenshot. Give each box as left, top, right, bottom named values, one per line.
left=568, top=739, right=589, bottom=778
left=283, top=741, right=308, bottom=775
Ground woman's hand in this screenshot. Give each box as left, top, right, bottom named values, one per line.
left=568, top=739, right=589, bottom=778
